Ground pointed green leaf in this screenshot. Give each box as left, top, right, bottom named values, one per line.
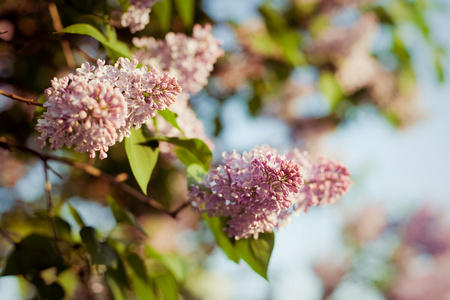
left=203, top=215, right=239, bottom=263
left=152, top=0, right=172, bottom=32
left=186, top=163, right=206, bottom=187
left=153, top=272, right=179, bottom=300
left=235, top=232, right=274, bottom=280
left=60, top=23, right=108, bottom=44
left=157, top=109, right=184, bottom=135
left=142, top=137, right=211, bottom=170
left=125, top=128, right=159, bottom=195
left=174, top=0, right=194, bottom=29
left=127, top=253, right=158, bottom=300
left=145, top=246, right=186, bottom=282
left=105, top=276, right=126, bottom=300
left=60, top=23, right=130, bottom=61
left=106, top=195, right=147, bottom=236
left=318, top=71, right=344, bottom=110
left=68, top=202, right=85, bottom=228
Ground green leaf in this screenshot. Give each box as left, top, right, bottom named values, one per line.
left=1, top=234, right=67, bottom=276
left=145, top=246, right=186, bottom=282
left=435, top=57, right=445, bottom=83
left=79, top=227, right=117, bottom=267
left=157, top=109, right=184, bottom=135
left=318, top=71, right=344, bottom=110
left=125, top=128, right=159, bottom=195
left=235, top=232, right=274, bottom=280
left=106, top=195, right=147, bottom=236
left=142, top=137, right=211, bottom=170
left=203, top=215, right=239, bottom=263
left=126, top=253, right=158, bottom=300
left=60, top=23, right=108, bottom=44
left=186, top=163, right=206, bottom=187
left=68, top=202, right=85, bottom=228
left=153, top=272, right=179, bottom=300
left=105, top=276, right=126, bottom=300
left=60, top=24, right=130, bottom=61
left=152, top=0, right=172, bottom=32
left=174, top=0, right=194, bottom=29
left=105, top=24, right=132, bottom=58
left=30, top=275, right=65, bottom=300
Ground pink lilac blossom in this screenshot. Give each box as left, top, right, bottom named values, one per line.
left=76, top=57, right=181, bottom=137
left=120, top=0, right=161, bottom=34
left=188, top=146, right=352, bottom=239
left=36, top=76, right=127, bottom=159
left=36, top=57, right=181, bottom=159
left=145, top=92, right=214, bottom=159
left=402, top=206, right=450, bottom=256
left=132, top=24, right=224, bottom=94
left=189, top=146, right=304, bottom=239
left=283, top=149, right=353, bottom=213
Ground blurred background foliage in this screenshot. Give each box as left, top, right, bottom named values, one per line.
left=0, top=0, right=449, bottom=299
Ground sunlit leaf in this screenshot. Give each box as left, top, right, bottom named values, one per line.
left=142, top=137, right=211, bottom=170
left=105, top=276, right=126, bottom=300
left=145, top=246, right=186, bottom=282
left=67, top=202, right=85, bottom=228
left=157, top=109, right=184, bottom=135
left=153, top=272, right=179, bottom=300
left=106, top=195, right=147, bottom=236
left=235, top=232, right=274, bottom=280
left=318, top=71, right=344, bottom=110
left=126, top=253, right=158, bottom=300
left=203, top=215, right=239, bottom=263
left=186, top=163, right=206, bottom=187
left=60, top=23, right=130, bottom=61
left=125, top=127, right=159, bottom=195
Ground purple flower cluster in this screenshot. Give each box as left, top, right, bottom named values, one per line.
left=188, top=146, right=352, bottom=239
left=120, top=0, right=161, bottom=34
left=36, top=57, right=181, bottom=159
left=189, top=146, right=303, bottom=239
left=284, top=149, right=353, bottom=213
left=132, top=24, right=225, bottom=94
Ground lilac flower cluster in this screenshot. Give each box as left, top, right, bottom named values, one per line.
left=36, top=57, right=181, bottom=159
left=188, top=146, right=352, bottom=239
left=284, top=149, right=353, bottom=212
left=120, top=0, right=161, bottom=34
left=132, top=24, right=225, bottom=94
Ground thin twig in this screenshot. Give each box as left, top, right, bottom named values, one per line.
left=74, top=46, right=98, bottom=64
left=0, top=137, right=189, bottom=217
left=169, top=202, right=190, bottom=218
left=0, top=89, right=43, bottom=107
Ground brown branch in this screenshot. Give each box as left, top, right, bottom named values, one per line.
left=0, top=137, right=189, bottom=217
left=48, top=2, right=75, bottom=69
left=0, top=89, right=43, bottom=107
left=74, top=46, right=97, bottom=64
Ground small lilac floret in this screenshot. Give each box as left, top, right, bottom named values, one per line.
left=132, top=24, right=224, bottom=94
